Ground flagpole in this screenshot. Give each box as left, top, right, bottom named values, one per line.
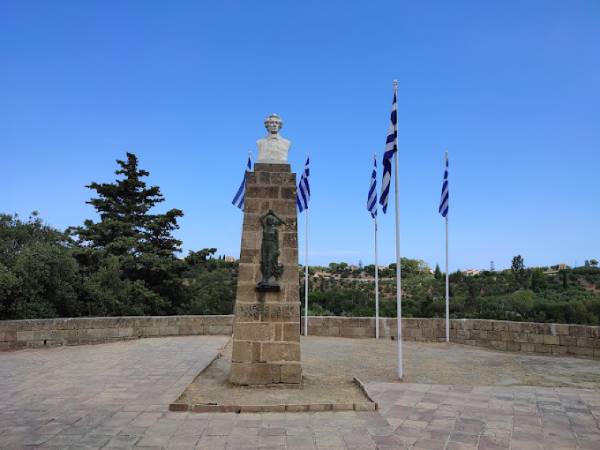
left=392, top=80, right=403, bottom=380
left=444, top=151, right=450, bottom=342
left=304, top=172, right=309, bottom=337
left=374, top=214, right=379, bottom=339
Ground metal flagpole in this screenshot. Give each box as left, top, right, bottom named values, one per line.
left=445, top=151, right=450, bottom=342
left=392, top=80, right=403, bottom=379
left=374, top=214, right=380, bottom=339
left=304, top=208, right=309, bottom=337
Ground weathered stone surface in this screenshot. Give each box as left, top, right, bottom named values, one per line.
left=230, top=163, right=302, bottom=384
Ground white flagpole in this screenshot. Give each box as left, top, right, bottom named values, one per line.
left=444, top=151, right=450, bottom=342
left=374, top=214, right=380, bottom=339
left=304, top=201, right=309, bottom=337
left=392, top=80, right=403, bottom=379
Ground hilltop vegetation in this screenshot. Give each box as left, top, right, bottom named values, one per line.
left=2, top=153, right=599, bottom=325
left=302, top=258, right=600, bottom=325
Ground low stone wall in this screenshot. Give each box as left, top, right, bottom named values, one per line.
left=1, top=315, right=599, bottom=359
left=0, top=315, right=233, bottom=350
left=301, top=316, right=600, bottom=359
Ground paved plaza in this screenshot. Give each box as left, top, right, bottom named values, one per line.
left=1, top=336, right=600, bottom=449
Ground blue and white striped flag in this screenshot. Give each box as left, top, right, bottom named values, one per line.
left=367, top=155, right=377, bottom=218
left=232, top=155, right=252, bottom=210
left=297, top=156, right=310, bottom=212
left=438, top=154, right=449, bottom=218
left=379, top=87, right=398, bottom=214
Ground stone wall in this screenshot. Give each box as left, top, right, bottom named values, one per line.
left=0, top=315, right=233, bottom=350
left=1, top=315, right=599, bottom=360
left=301, top=317, right=600, bottom=359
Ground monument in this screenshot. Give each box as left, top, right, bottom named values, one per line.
left=229, top=114, right=302, bottom=385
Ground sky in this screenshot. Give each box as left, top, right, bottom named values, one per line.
left=2, top=1, right=599, bottom=271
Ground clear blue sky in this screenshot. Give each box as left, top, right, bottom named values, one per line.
left=2, top=1, right=599, bottom=271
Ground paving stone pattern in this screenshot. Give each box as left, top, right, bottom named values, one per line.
left=1, top=336, right=600, bottom=449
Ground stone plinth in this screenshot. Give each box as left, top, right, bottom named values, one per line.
left=229, top=163, right=302, bottom=385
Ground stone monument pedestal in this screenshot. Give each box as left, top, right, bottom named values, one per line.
left=229, top=163, right=302, bottom=385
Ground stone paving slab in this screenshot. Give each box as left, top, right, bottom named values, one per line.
left=1, top=336, right=599, bottom=449
left=364, top=382, right=600, bottom=450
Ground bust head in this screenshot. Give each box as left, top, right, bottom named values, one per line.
left=264, top=114, right=283, bottom=135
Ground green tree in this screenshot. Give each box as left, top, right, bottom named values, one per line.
left=434, top=264, right=442, bottom=280
left=511, top=255, right=529, bottom=289
left=70, top=153, right=185, bottom=315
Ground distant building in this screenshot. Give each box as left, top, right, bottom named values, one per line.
left=224, top=256, right=237, bottom=263
left=464, top=269, right=481, bottom=277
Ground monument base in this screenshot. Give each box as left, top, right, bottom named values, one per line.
left=229, top=163, right=302, bottom=386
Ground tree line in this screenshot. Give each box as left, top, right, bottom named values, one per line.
left=0, top=153, right=235, bottom=320
left=301, top=255, right=600, bottom=325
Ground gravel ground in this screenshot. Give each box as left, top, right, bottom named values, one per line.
left=177, top=336, right=600, bottom=407
left=302, top=336, right=600, bottom=388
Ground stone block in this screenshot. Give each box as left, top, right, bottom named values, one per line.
left=232, top=341, right=261, bottom=363
left=270, top=172, right=295, bottom=184
left=569, top=325, right=587, bottom=337
left=285, top=404, right=309, bottom=412
left=237, top=263, right=256, bottom=282
left=260, top=342, right=300, bottom=362
left=230, top=362, right=277, bottom=385
left=553, top=323, right=570, bottom=335
left=568, top=346, right=594, bottom=356
left=253, top=163, right=291, bottom=173
left=340, top=326, right=369, bottom=338
left=281, top=233, right=298, bottom=246
left=308, top=404, right=332, bottom=412
left=551, top=345, right=567, bottom=355
left=280, top=363, right=302, bottom=384
left=520, top=343, right=535, bottom=353
left=282, top=323, right=300, bottom=342
left=534, top=344, right=551, bottom=353
left=506, top=342, right=521, bottom=352
left=239, top=248, right=259, bottom=264
left=0, top=330, right=16, bottom=342
left=280, top=187, right=295, bottom=200
left=246, top=172, right=258, bottom=184
left=233, top=323, right=271, bottom=341
left=158, top=326, right=179, bottom=336
left=16, top=330, right=34, bottom=342
left=492, top=321, right=508, bottom=331
left=354, top=403, right=377, bottom=411
left=543, top=335, right=560, bottom=345
left=559, top=335, right=577, bottom=346
left=258, top=171, right=271, bottom=184
left=206, top=325, right=233, bottom=335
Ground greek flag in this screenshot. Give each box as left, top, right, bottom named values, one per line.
left=367, top=155, right=377, bottom=218
left=297, top=156, right=310, bottom=212
left=379, top=87, right=398, bottom=214
left=438, top=154, right=449, bottom=218
left=232, top=156, right=252, bottom=210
